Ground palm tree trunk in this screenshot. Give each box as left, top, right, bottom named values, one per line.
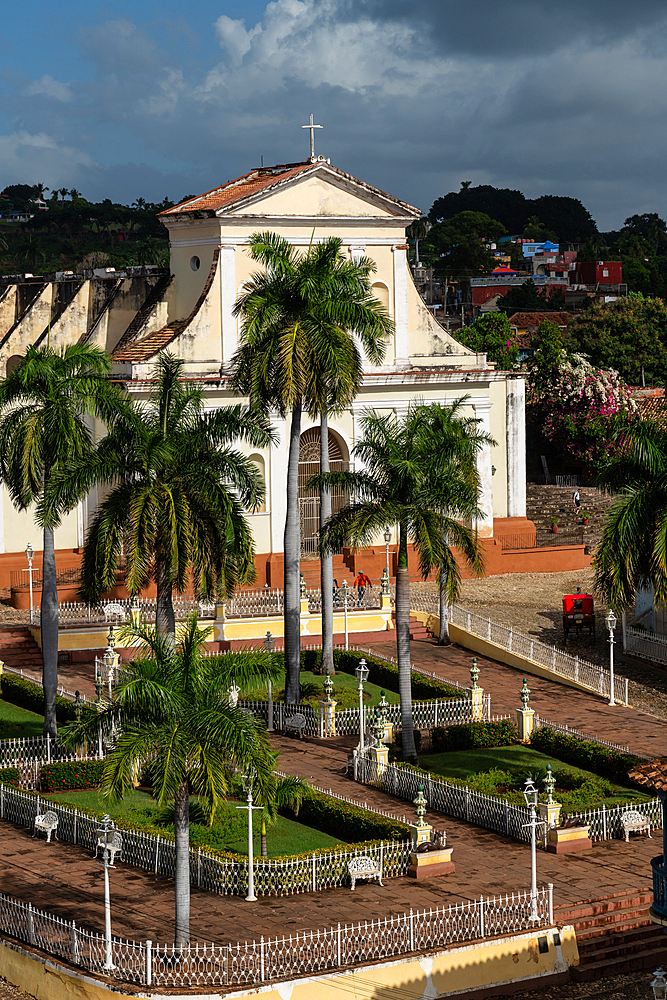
left=284, top=400, right=302, bottom=705
left=41, top=525, right=59, bottom=738
left=174, top=781, right=190, bottom=946
left=438, top=563, right=450, bottom=644
left=155, top=541, right=176, bottom=644
left=320, top=411, right=334, bottom=675
left=396, top=522, right=417, bottom=764
left=261, top=818, right=268, bottom=858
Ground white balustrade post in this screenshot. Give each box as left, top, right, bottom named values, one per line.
left=548, top=883, right=553, bottom=924
left=260, top=936, right=265, bottom=982
left=71, top=920, right=79, bottom=964
left=479, top=896, right=485, bottom=937
left=337, top=922, right=342, bottom=966
left=47, top=733, right=51, bottom=764
left=145, top=940, right=152, bottom=986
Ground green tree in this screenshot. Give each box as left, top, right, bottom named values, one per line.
left=567, top=296, right=667, bottom=385
left=621, top=214, right=667, bottom=256
left=594, top=420, right=667, bottom=609
left=230, top=233, right=391, bottom=694
left=44, top=352, right=272, bottom=640
left=424, top=211, right=505, bottom=283
left=0, top=344, right=121, bottom=737
left=406, top=217, right=432, bottom=265
left=496, top=278, right=554, bottom=315
left=522, top=215, right=557, bottom=242
left=456, top=313, right=519, bottom=369
left=531, top=319, right=564, bottom=385
left=60, top=617, right=276, bottom=944
left=252, top=773, right=307, bottom=857
left=316, top=403, right=486, bottom=764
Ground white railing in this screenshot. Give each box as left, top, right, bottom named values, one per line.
left=625, top=627, right=667, bottom=666
left=414, top=596, right=630, bottom=706
left=1, top=664, right=87, bottom=704
left=566, top=797, right=662, bottom=841
left=0, top=885, right=553, bottom=988
left=356, top=755, right=533, bottom=845
left=0, top=784, right=410, bottom=897
left=225, top=588, right=283, bottom=618
left=34, top=595, right=216, bottom=627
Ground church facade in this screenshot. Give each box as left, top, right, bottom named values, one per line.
left=0, top=158, right=544, bottom=593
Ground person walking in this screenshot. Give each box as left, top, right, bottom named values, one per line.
left=572, top=489, right=581, bottom=513
left=353, top=570, right=372, bottom=606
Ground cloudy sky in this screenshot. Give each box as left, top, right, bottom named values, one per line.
left=1, top=0, right=666, bottom=230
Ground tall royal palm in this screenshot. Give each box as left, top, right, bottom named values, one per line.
left=317, top=403, right=485, bottom=763
left=0, top=344, right=121, bottom=737
left=231, top=233, right=391, bottom=698
left=595, top=419, right=667, bottom=608
left=60, top=618, right=275, bottom=944
left=421, top=399, right=494, bottom=643
left=44, top=352, right=273, bottom=638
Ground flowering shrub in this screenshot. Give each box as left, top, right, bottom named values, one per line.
left=40, top=759, right=105, bottom=792
left=527, top=353, right=636, bottom=467
left=0, top=767, right=21, bottom=787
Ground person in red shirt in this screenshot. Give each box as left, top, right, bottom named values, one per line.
left=353, top=571, right=372, bottom=606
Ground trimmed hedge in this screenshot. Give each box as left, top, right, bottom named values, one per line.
left=297, top=647, right=463, bottom=701
left=40, top=759, right=105, bottom=792
left=430, top=719, right=516, bottom=752
left=0, top=673, right=77, bottom=724
left=288, top=787, right=409, bottom=842
left=530, top=727, right=644, bottom=784
left=0, top=767, right=21, bottom=787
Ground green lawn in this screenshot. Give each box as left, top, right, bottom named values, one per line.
left=243, top=668, right=400, bottom=710
left=43, top=788, right=348, bottom=858
left=0, top=698, right=44, bottom=739
left=419, top=745, right=649, bottom=811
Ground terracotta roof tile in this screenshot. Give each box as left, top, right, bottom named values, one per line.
left=628, top=758, right=667, bottom=792
left=113, top=322, right=185, bottom=363
left=508, top=312, right=572, bottom=329
left=639, top=393, right=667, bottom=422
left=160, top=163, right=313, bottom=216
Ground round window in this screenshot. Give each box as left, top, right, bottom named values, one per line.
left=190, top=255, right=201, bottom=271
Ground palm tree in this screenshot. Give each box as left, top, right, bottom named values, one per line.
left=595, top=419, right=667, bottom=608
left=251, top=773, right=307, bottom=857
left=59, top=617, right=276, bottom=945
left=43, top=352, right=274, bottom=640
left=420, top=399, right=494, bottom=643
left=0, top=344, right=121, bottom=737
left=316, top=403, right=486, bottom=764
left=231, top=233, right=391, bottom=697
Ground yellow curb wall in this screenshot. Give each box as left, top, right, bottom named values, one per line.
left=1, top=926, right=578, bottom=1000
left=408, top=609, right=605, bottom=698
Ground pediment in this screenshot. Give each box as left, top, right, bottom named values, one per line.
left=219, top=165, right=420, bottom=222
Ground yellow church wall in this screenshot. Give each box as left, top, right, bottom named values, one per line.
left=168, top=220, right=219, bottom=320
left=2, top=284, right=53, bottom=363
left=406, top=272, right=475, bottom=362
left=2, top=495, right=80, bottom=554
left=233, top=174, right=403, bottom=218
left=0, top=284, right=17, bottom=343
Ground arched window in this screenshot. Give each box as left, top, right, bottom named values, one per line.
left=298, top=428, right=349, bottom=556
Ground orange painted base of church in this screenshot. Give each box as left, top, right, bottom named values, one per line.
left=3, top=517, right=591, bottom=609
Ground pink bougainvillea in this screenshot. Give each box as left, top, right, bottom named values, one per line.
left=527, top=353, right=636, bottom=468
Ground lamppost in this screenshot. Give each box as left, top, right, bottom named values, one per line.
left=522, top=776, right=543, bottom=924
left=384, top=527, right=391, bottom=579
left=25, top=542, right=34, bottom=624
left=605, top=608, right=617, bottom=707
left=96, top=814, right=116, bottom=971
left=341, top=580, right=350, bottom=650
left=104, top=625, right=116, bottom=704
left=263, top=630, right=275, bottom=732
left=652, top=967, right=667, bottom=1000
left=236, top=768, right=263, bottom=902
left=355, top=658, right=369, bottom=750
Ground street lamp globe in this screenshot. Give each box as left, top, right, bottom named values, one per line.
left=25, top=542, right=33, bottom=562
left=652, top=968, right=667, bottom=1000
left=355, top=659, right=369, bottom=685
left=384, top=527, right=391, bottom=545
left=605, top=609, right=617, bottom=632
left=523, top=776, right=538, bottom=809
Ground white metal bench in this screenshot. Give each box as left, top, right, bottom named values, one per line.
left=103, top=603, right=126, bottom=623
left=284, top=713, right=307, bottom=739
left=33, top=810, right=59, bottom=843
left=621, top=809, right=652, bottom=843
left=348, top=855, right=383, bottom=891
left=95, top=830, right=123, bottom=866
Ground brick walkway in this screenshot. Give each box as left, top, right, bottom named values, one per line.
left=364, top=637, right=667, bottom=758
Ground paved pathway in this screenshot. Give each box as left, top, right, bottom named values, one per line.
left=363, top=637, right=667, bottom=758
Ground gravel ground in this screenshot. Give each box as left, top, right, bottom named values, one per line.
left=509, top=970, right=656, bottom=1000
left=0, top=981, right=30, bottom=1000
left=415, top=568, right=667, bottom=722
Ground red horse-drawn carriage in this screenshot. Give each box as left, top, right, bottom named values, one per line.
left=563, top=589, right=595, bottom=643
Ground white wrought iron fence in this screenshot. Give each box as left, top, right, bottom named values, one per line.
left=625, top=626, right=667, bottom=667
left=0, top=783, right=410, bottom=897
left=33, top=595, right=216, bottom=627
left=0, top=884, right=553, bottom=988
left=566, top=797, right=662, bottom=841
left=356, top=755, right=533, bottom=845
left=418, top=597, right=629, bottom=706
